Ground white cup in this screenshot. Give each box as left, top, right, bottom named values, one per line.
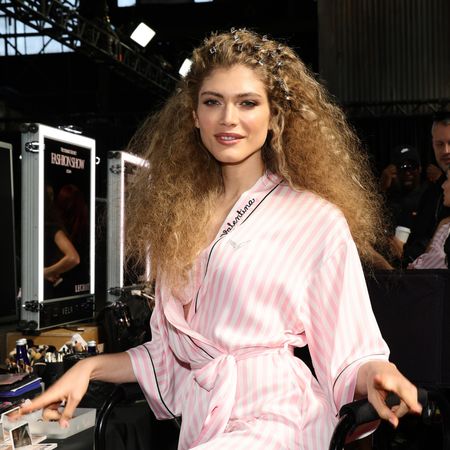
left=395, top=226, right=411, bottom=243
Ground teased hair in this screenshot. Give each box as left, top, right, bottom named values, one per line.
left=125, top=28, right=387, bottom=285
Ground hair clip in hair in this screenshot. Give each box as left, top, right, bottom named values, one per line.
left=209, top=46, right=217, bottom=54
left=256, top=56, right=265, bottom=66
left=230, top=27, right=237, bottom=34
left=237, top=44, right=244, bottom=52
left=262, top=35, right=269, bottom=42
left=273, top=76, right=291, bottom=101
left=275, top=76, right=286, bottom=87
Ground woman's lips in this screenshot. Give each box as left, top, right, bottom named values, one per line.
left=214, top=133, right=244, bottom=144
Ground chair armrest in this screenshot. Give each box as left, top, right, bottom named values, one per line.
left=328, top=388, right=428, bottom=450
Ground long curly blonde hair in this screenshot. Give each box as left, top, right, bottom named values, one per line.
left=125, top=28, right=386, bottom=286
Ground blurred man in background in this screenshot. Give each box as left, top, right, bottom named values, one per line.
left=402, top=111, right=450, bottom=264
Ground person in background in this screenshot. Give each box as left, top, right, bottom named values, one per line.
left=402, top=111, right=450, bottom=264
left=380, top=145, right=427, bottom=230
left=445, top=228, right=450, bottom=265
left=408, top=168, right=450, bottom=269
left=19, top=29, right=421, bottom=449
left=378, top=145, right=427, bottom=267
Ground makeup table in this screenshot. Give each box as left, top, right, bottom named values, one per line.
left=42, top=427, right=93, bottom=450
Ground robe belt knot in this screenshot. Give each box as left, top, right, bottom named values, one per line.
left=191, top=347, right=288, bottom=446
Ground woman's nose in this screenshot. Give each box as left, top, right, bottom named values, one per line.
left=220, top=104, right=238, bottom=126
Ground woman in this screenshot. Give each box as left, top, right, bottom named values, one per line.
left=43, top=185, right=80, bottom=290
left=408, top=168, right=450, bottom=269
left=20, top=29, right=421, bottom=449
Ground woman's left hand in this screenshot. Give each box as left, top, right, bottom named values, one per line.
left=357, top=360, right=422, bottom=427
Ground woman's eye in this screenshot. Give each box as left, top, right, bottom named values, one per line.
left=204, top=99, right=220, bottom=106
left=241, top=100, right=257, bottom=107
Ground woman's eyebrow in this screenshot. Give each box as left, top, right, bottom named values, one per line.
left=200, top=91, right=223, bottom=98
left=200, top=91, right=263, bottom=98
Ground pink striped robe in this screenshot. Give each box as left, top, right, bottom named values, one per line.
left=408, top=220, right=450, bottom=269
left=128, top=171, right=389, bottom=449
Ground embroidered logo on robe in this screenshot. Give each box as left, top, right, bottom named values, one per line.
left=220, top=198, right=255, bottom=236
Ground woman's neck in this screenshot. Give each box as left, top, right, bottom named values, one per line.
left=220, top=160, right=265, bottom=201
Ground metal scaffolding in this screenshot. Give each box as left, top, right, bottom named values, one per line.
left=0, top=0, right=178, bottom=95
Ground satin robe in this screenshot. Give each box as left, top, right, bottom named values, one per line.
left=128, top=171, right=389, bottom=449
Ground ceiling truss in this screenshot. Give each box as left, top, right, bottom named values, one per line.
left=0, top=0, right=178, bottom=95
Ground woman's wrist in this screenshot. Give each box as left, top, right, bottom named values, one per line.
left=355, top=360, right=396, bottom=398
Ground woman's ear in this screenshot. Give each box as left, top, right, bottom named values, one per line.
left=269, top=109, right=278, bottom=131
left=192, top=111, right=200, bottom=128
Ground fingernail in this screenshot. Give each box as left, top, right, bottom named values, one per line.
left=61, top=419, right=69, bottom=429
left=389, top=417, right=397, bottom=428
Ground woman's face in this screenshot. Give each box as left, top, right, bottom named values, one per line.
left=194, top=64, right=271, bottom=169
left=442, top=169, right=450, bottom=207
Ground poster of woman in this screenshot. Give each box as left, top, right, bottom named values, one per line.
left=43, top=138, right=92, bottom=300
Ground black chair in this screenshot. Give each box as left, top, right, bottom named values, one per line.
left=94, top=382, right=180, bottom=450
left=330, top=388, right=450, bottom=450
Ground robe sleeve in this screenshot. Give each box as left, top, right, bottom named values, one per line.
left=408, top=221, right=450, bottom=269
left=126, top=289, right=190, bottom=419
left=299, top=236, right=390, bottom=415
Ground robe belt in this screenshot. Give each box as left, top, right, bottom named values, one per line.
left=190, top=346, right=290, bottom=447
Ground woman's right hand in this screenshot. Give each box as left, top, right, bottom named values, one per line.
left=18, top=352, right=135, bottom=428
left=19, top=357, right=94, bottom=428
